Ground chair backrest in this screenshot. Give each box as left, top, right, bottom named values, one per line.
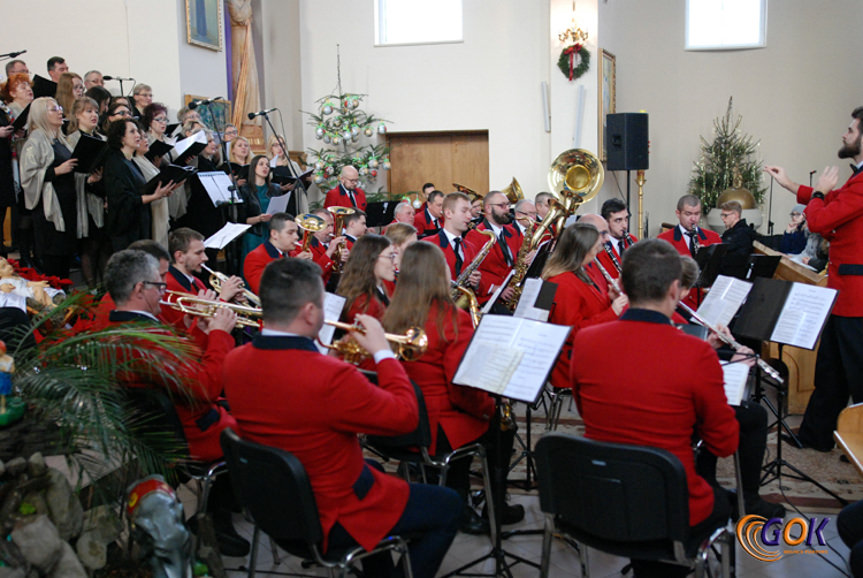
left=361, top=371, right=432, bottom=451
left=220, top=428, right=323, bottom=549
left=535, top=432, right=690, bottom=544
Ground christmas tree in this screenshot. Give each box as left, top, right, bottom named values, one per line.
left=689, top=97, right=765, bottom=211
left=305, top=47, right=391, bottom=194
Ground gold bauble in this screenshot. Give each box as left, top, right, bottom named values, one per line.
left=717, top=187, right=756, bottom=210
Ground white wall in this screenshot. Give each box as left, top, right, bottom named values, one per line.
left=598, top=0, right=862, bottom=235
left=1, top=0, right=228, bottom=122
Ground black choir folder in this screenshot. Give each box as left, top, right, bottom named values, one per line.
left=733, top=277, right=837, bottom=350
left=70, top=134, right=109, bottom=173
left=453, top=315, right=570, bottom=405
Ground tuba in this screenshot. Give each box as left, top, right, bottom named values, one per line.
left=295, top=213, right=326, bottom=252
left=500, top=177, right=524, bottom=205
left=453, top=183, right=478, bottom=196
left=548, top=149, right=605, bottom=232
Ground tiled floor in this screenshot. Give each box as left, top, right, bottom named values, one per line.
left=191, top=490, right=852, bottom=577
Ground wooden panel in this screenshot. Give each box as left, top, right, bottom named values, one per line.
left=836, top=404, right=863, bottom=478
left=386, top=131, right=489, bottom=196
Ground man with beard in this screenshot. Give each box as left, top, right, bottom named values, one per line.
left=765, top=106, right=863, bottom=451
left=466, top=190, right=519, bottom=305
left=324, top=165, right=367, bottom=211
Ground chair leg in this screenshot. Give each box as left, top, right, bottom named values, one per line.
left=578, top=540, right=589, bottom=577
left=247, top=525, right=260, bottom=578
left=269, top=534, right=280, bottom=566
left=540, top=514, right=554, bottom=578
left=477, top=450, right=497, bottom=545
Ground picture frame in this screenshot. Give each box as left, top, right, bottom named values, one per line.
left=185, top=0, right=224, bottom=51
left=184, top=95, right=232, bottom=133
left=598, top=49, right=616, bottom=162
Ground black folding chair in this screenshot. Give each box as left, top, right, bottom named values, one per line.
left=535, top=432, right=735, bottom=578
left=220, top=428, right=413, bottom=578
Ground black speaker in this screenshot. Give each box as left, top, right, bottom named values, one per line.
left=606, top=113, right=649, bottom=171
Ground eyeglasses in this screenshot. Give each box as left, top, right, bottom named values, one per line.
left=488, top=202, right=510, bottom=209
left=142, top=280, right=167, bottom=292
left=720, top=212, right=734, bottom=218
left=112, top=110, right=131, bottom=117
left=790, top=212, right=802, bottom=218
left=48, top=105, right=63, bottom=112
left=379, top=253, right=398, bottom=262
left=153, top=116, right=168, bottom=123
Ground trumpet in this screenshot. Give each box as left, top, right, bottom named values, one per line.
left=319, top=320, right=428, bottom=364
left=201, top=263, right=260, bottom=307
left=161, top=291, right=262, bottom=328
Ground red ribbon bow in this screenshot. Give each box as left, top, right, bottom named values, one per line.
left=564, top=43, right=583, bottom=81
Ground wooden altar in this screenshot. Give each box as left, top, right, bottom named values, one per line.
left=753, top=241, right=828, bottom=414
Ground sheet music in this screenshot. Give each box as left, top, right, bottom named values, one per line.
left=513, top=278, right=550, bottom=322
left=316, top=292, right=346, bottom=354
left=770, top=283, right=838, bottom=349
left=481, top=271, right=515, bottom=314
left=697, top=275, right=752, bottom=328
left=453, top=314, right=570, bottom=403
left=171, top=130, right=207, bottom=159
left=204, top=222, right=251, bottom=250
left=721, top=362, right=749, bottom=406
left=266, top=192, right=292, bottom=215
left=197, top=171, right=240, bottom=206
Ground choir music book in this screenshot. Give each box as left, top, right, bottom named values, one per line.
left=453, top=314, right=570, bottom=404
left=145, top=139, right=174, bottom=161
left=11, top=103, right=30, bottom=132
left=144, top=164, right=197, bottom=195
left=204, top=222, right=251, bottom=250
left=171, top=130, right=208, bottom=160
left=197, top=171, right=240, bottom=206
left=271, top=166, right=313, bottom=186
left=696, top=275, right=752, bottom=329
left=70, top=133, right=109, bottom=174
left=733, top=277, right=837, bottom=350
left=223, top=162, right=250, bottom=183
left=32, top=75, right=57, bottom=99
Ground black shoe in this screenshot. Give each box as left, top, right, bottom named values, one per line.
left=780, top=433, right=833, bottom=452
left=745, top=498, right=786, bottom=520
left=483, top=502, right=525, bottom=526
left=189, top=515, right=251, bottom=558
left=460, top=507, right=490, bottom=535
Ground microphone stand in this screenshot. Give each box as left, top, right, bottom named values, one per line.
left=767, top=177, right=775, bottom=235
left=259, top=110, right=307, bottom=216
left=199, top=100, right=242, bottom=276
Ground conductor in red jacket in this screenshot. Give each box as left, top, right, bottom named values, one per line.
left=324, top=165, right=367, bottom=212
left=223, top=258, right=460, bottom=578
left=571, top=239, right=738, bottom=577
left=765, top=106, right=863, bottom=451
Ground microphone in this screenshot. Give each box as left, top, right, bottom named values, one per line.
left=103, top=75, right=135, bottom=81
left=248, top=107, right=278, bottom=119
left=189, top=97, right=223, bottom=110
left=0, top=50, right=26, bottom=59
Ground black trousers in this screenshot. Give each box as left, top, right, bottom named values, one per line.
left=798, top=315, right=863, bottom=450
left=838, top=499, right=863, bottom=577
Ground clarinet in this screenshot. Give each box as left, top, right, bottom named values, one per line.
left=603, top=242, right=623, bottom=273
left=593, top=258, right=621, bottom=293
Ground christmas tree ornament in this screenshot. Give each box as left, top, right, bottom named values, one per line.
left=364, top=127, right=374, bottom=137
left=315, top=126, right=324, bottom=138
left=377, top=123, right=387, bottom=134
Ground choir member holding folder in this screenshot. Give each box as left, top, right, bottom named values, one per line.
left=237, top=154, right=278, bottom=260
left=382, top=241, right=524, bottom=534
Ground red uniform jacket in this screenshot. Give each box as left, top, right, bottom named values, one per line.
left=584, top=262, right=610, bottom=302
left=546, top=270, right=617, bottom=390
left=223, top=335, right=417, bottom=552
left=163, top=266, right=209, bottom=330
left=343, top=291, right=388, bottom=324
left=596, top=234, right=637, bottom=278
left=466, top=221, right=519, bottom=295
left=324, top=185, right=367, bottom=212
left=243, top=240, right=283, bottom=294
left=798, top=170, right=863, bottom=317
left=657, top=226, right=721, bottom=308
left=108, top=310, right=236, bottom=461
left=571, top=308, right=739, bottom=526
left=423, top=230, right=490, bottom=297
left=290, top=237, right=334, bottom=284
left=413, top=207, right=441, bottom=238
left=399, top=304, right=493, bottom=455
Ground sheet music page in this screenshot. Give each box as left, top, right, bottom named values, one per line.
left=504, top=321, right=571, bottom=401
left=171, top=130, right=207, bottom=159
left=721, top=362, right=749, bottom=406
left=770, top=283, right=837, bottom=349
left=204, top=222, right=252, bottom=250
left=197, top=171, right=239, bottom=206
left=454, top=342, right=524, bottom=394
left=481, top=271, right=515, bottom=314
left=697, top=275, right=752, bottom=327
left=315, top=292, right=347, bottom=353
left=513, top=278, right=549, bottom=321
left=266, top=193, right=291, bottom=215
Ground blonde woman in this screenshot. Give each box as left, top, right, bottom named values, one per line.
left=55, top=72, right=84, bottom=126
left=19, top=97, right=78, bottom=276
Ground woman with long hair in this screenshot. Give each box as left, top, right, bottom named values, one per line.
left=55, top=72, right=84, bottom=127
left=337, top=234, right=395, bottom=323
left=66, top=97, right=108, bottom=287
left=18, top=97, right=78, bottom=276
left=542, top=222, right=627, bottom=389
left=237, top=154, right=277, bottom=259
left=382, top=241, right=523, bottom=533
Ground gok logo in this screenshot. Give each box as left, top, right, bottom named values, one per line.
left=736, top=515, right=829, bottom=561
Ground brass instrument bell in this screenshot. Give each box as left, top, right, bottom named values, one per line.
left=320, top=320, right=428, bottom=364
left=327, top=205, right=355, bottom=236
left=548, top=149, right=605, bottom=208
left=295, top=213, right=327, bottom=252
left=500, top=177, right=524, bottom=205
left=453, top=183, right=479, bottom=197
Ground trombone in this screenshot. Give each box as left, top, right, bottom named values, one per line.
left=318, top=320, right=428, bottom=364
left=161, top=291, right=262, bottom=328
left=201, top=263, right=261, bottom=307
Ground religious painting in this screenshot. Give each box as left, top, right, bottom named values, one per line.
left=598, top=49, right=616, bottom=162
left=184, top=95, right=232, bottom=133
left=186, top=0, right=224, bottom=51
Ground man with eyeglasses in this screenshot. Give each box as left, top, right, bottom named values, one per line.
left=718, top=200, right=757, bottom=278
left=324, top=165, right=367, bottom=212
left=4, top=60, right=29, bottom=79
left=83, top=70, right=103, bottom=90
left=466, top=190, right=519, bottom=305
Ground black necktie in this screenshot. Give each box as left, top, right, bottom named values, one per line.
left=687, top=230, right=698, bottom=258
left=498, top=231, right=513, bottom=266
left=453, top=238, right=464, bottom=275
left=348, top=190, right=356, bottom=206
left=618, top=240, right=626, bottom=256
left=852, top=163, right=862, bottom=176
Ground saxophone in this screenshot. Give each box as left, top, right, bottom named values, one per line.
left=501, top=221, right=539, bottom=311
left=450, top=229, right=496, bottom=299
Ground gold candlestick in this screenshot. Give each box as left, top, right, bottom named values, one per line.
left=636, top=170, right=646, bottom=238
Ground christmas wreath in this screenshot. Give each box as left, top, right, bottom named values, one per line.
left=557, top=44, right=590, bottom=81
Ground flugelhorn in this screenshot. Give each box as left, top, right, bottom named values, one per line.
left=201, top=263, right=260, bottom=307
left=319, top=320, right=428, bottom=364
left=295, top=213, right=326, bottom=252
left=161, top=291, right=262, bottom=328
left=327, top=206, right=355, bottom=273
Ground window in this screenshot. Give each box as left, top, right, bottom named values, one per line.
left=374, top=0, right=463, bottom=46
left=685, top=0, right=767, bottom=50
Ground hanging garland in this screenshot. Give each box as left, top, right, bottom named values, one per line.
left=557, top=43, right=590, bottom=81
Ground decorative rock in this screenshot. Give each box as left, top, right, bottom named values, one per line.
left=76, top=506, right=122, bottom=570
left=47, top=542, right=87, bottom=578
left=0, top=567, right=26, bottom=578
left=6, top=457, right=26, bottom=477
left=0, top=458, right=7, bottom=478
left=26, top=454, right=46, bottom=478
left=45, top=469, right=83, bottom=541
left=11, top=515, right=63, bottom=573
